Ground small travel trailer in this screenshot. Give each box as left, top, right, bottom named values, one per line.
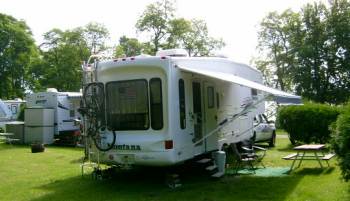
left=0, top=99, right=12, bottom=131
left=25, top=89, right=82, bottom=144
left=81, top=49, right=300, bottom=169
left=3, top=98, right=26, bottom=120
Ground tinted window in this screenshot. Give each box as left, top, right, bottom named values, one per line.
left=251, top=89, right=258, bottom=96
left=216, top=92, right=220, bottom=109
left=207, top=86, right=214, bottom=108
left=179, top=79, right=186, bottom=129
left=150, top=78, right=163, bottom=130
left=106, top=79, right=149, bottom=130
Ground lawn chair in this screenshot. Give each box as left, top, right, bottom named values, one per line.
left=231, top=142, right=267, bottom=174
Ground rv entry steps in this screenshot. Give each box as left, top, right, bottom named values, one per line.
left=206, top=165, right=217, bottom=171
left=211, top=171, right=225, bottom=178
left=196, top=158, right=212, bottom=164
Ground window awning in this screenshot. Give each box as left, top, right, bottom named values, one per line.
left=178, top=65, right=301, bottom=104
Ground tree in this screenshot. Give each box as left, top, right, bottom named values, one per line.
left=136, top=0, right=175, bottom=54
left=115, top=36, right=144, bottom=57
left=256, top=0, right=350, bottom=104
left=136, top=0, right=225, bottom=56
left=83, top=22, right=109, bottom=55
left=38, top=28, right=90, bottom=91
left=165, top=18, right=192, bottom=49
left=180, top=19, right=225, bottom=56
left=0, top=13, right=39, bottom=99
left=255, top=10, right=301, bottom=91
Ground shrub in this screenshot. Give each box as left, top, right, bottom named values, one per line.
left=331, top=105, right=350, bottom=181
left=278, top=103, right=340, bottom=144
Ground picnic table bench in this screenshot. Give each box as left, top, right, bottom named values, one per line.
left=282, top=144, right=335, bottom=170
left=0, top=132, right=20, bottom=145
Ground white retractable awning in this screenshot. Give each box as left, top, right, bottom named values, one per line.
left=178, top=65, right=301, bottom=104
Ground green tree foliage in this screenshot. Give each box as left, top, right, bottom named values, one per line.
left=255, top=10, right=300, bottom=91
left=36, top=28, right=90, bottom=91
left=256, top=0, right=350, bottom=104
left=34, top=22, right=108, bottom=92
left=83, top=22, right=109, bottom=55
left=168, top=19, right=225, bottom=56
left=136, top=0, right=225, bottom=56
left=115, top=36, right=144, bottom=57
left=278, top=103, right=340, bottom=144
left=136, top=0, right=175, bottom=54
left=331, top=104, right=350, bottom=181
left=0, top=13, right=39, bottom=99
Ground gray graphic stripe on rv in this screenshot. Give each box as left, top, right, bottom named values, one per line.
left=57, top=102, right=69, bottom=110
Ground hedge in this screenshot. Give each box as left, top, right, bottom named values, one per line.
left=331, top=104, right=350, bottom=181
left=278, top=103, right=340, bottom=144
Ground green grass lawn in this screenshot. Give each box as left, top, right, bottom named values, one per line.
left=0, top=138, right=349, bottom=201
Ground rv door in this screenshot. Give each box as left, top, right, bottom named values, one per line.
left=203, top=82, right=218, bottom=151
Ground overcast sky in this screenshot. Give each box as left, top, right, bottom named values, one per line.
left=1, top=0, right=325, bottom=64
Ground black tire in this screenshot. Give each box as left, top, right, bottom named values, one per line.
left=269, top=131, right=276, bottom=147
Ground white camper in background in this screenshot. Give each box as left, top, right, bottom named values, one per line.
left=25, top=89, right=82, bottom=144
left=0, top=99, right=12, bottom=131
left=81, top=49, right=300, bottom=171
left=3, top=98, right=26, bottom=120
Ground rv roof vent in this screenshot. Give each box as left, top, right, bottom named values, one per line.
left=156, top=49, right=189, bottom=57
left=47, top=88, right=58, bottom=92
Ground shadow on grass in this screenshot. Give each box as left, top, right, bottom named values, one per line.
left=30, top=167, right=302, bottom=201
left=276, top=143, right=295, bottom=152
left=293, top=167, right=335, bottom=175
left=70, top=157, right=84, bottom=164
left=0, top=143, right=30, bottom=151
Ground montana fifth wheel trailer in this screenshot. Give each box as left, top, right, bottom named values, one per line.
left=25, top=89, right=82, bottom=144
left=81, top=49, right=300, bottom=168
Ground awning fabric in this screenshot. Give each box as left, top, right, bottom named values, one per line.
left=178, top=65, right=301, bottom=104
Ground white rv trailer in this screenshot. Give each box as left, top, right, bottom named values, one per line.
left=3, top=98, right=26, bottom=120
left=25, top=89, right=82, bottom=144
left=82, top=49, right=300, bottom=167
left=0, top=99, right=12, bottom=131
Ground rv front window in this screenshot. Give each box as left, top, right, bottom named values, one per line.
left=106, top=79, right=149, bottom=130
left=150, top=78, right=163, bottom=130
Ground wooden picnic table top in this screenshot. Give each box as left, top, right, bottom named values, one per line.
left=0, top=133, right=14, bottom=136
left=293, top=144, right=325, bottom=150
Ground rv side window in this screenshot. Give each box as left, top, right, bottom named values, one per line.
left=106, top=79, right=149, bottom=130
left=179, top=79, right=186, bottom=129
left=207, top=87, right=214, bottom=108
left=150, top=78, right=163, bottom=130
left=11, top=105, right=18, bottom=115
left=216, top=92, right=220, bottom=109
left=69, top=103, right=75, bottom=117
left=251, top=89, right=258, bottom=96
